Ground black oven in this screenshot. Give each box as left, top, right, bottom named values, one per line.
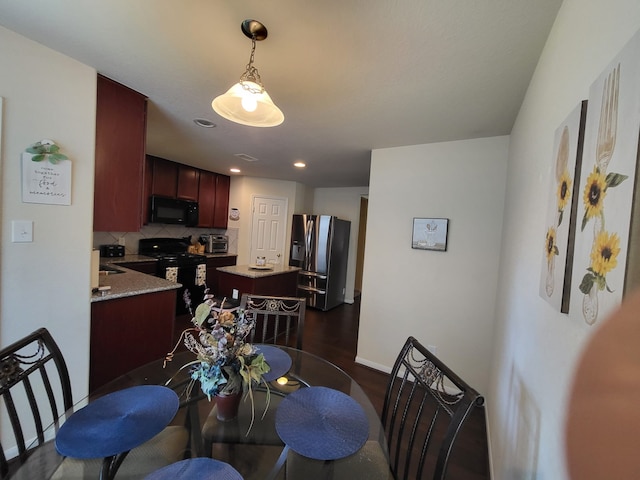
left=139, top=238, right=207, bottom=315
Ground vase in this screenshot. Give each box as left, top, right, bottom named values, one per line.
left=215, top=391, right=242, bottom=422
left=582, top=283, right=599, bottom=325
left=545, top=256, right=555, bottom=297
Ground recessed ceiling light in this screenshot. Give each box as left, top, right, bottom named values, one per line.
left=194, top=118, right=216, bottom=128
left=230, top=168, right=241, bottom=173
left=294, top=162, right=306, bottom=168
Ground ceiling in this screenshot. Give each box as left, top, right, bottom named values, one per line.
left=0, top=0, right=562, bottom=188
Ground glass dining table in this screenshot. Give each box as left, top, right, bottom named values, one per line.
left=11, top=346, right=391, bottom=479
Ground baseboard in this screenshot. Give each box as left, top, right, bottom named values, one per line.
left=485, top=404, right=495, bottom=479
left=355, top=356, right=392, bottom=374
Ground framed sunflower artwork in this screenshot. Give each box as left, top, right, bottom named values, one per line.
left=539, top=101, right=587, bottom=313
left=569, top=29, right=640, bottom=326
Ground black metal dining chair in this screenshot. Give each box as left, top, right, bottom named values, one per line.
left=242, top=294, right=306, bottom=350
left=0, top=328, right=195, bottom=479
left=0, top=327, right=73, bottom=479
left=199, top=294, right=306, bottom=458
left=285, top=336, right=484, bottom=479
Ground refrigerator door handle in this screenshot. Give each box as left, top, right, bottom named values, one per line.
left=299, top=271, right=327, bottom=280
left=298, top=285, right=327, bottom=295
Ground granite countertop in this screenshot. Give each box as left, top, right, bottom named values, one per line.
left=91, top=265, right=180, bottom=303
left=92, top=253, right=238, bottom=302
left=217, top=264, right=300, bottom=279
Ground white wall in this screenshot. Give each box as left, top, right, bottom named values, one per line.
left=0, top=27, right=96, bottom=401
left=313, top=186, right=369, bottom=303
left=488, top=1, right=640, bottom=478
left=228, top=176, right=310, bottom=266
left=228, top=176, right=367, bottom=303
left=357, top=136, right=508, bottom=393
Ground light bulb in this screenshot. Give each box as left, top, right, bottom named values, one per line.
left=241, top=94, right=258, bottom=112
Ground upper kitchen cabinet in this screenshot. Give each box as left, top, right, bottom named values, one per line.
left=150, top=156, right=178, bottom=198
left=177, top=164, right=200, bottom=201
left=213, top=174, right=230, bottom=229
left=146, top=155, right=230, bottom=228
left=197, top=170, right=216, bottom=228
left=94, top=75, right=147, bottom=232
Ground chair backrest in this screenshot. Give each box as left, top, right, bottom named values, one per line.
left=0, top=328, right=72, bottom=478
left=381, top=336, right=484, bottom=480
left=240, top=294, right=306, bottom=350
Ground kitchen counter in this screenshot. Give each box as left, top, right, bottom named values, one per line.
left=91, top=266, right=180, bottom=302
left=217, top=264, right=300, bottom=278
left=92, top=253, right=238, bottom=302
left=216, top=264, right=301, bottom=299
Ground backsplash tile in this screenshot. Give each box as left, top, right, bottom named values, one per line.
left=93, top=226, right=238, bottom=255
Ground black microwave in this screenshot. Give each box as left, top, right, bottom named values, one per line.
left=149, top=195, right=199, bottom=226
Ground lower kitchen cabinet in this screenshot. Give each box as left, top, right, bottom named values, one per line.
left=206, top=255, right=237, bottom=295
left=89, top=289, right=176, bottom=392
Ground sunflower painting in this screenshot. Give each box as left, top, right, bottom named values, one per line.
left=538, top=102, right=586, bottom=313
left=569, top=30, right=640, bottom=325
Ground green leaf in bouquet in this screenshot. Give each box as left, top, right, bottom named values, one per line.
left=193, top=303, right=211, bottom=327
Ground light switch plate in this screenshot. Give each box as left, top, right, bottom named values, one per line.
left=12, top=220, right=33, bottom=243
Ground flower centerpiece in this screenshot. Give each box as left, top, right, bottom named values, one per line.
left=164, top=289, right=271, bottom=425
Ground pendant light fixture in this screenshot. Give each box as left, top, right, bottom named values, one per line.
left=212, top=19, right=284, bottom=127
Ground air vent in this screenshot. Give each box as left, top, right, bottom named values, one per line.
left=234, top=153, right=259, bottom=162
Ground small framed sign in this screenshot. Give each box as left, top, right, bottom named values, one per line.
left=412, top=218, right=449, bottom=251
left=21, top=140, right=72, bottom=205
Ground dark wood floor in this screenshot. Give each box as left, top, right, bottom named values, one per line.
left=301, top=296, right=490, bottom=480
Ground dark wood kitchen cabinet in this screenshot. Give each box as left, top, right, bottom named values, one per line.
left=150, top=156, right=178, bottom=198
left=213, top=174, right=230, bottom=229
left=144, top=155, right=231, bottom=227
left=94, top=75, right=147, bottom=232
left=197, top=171, right=216, bottom=228
left=90, top=289, right=176, bottom=392
left=177, top=164, right=200, bottom=201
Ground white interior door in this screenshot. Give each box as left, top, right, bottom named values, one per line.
left=250, top=196, right=288, bottom=265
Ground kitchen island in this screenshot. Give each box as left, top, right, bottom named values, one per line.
left=217, top=264, right=300, bottom=299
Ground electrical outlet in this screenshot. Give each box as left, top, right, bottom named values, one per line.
left=232, top=289, right=239, bottom=300
left=427, top=344, right=437, bottom=355
left=118, top=236, right=126, bottom=246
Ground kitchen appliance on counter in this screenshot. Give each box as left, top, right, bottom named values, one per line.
left=99, top=244, right=125, bottom=257
left=138, top=237, right=207, bottom=315
left=199, top=234, right=228, bottom=254
left=289, top=214, right=350, bottom=311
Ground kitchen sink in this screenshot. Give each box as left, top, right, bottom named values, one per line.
left=99, top=264, right=125, bottom=274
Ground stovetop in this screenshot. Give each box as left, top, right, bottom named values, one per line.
left=138, top=237, right=206, bottom=265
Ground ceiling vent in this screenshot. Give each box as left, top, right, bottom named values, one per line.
left=234, top=153, right=259, bottom=162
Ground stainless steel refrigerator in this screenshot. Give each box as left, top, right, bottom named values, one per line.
left=289, top=214, right=351, bottom=311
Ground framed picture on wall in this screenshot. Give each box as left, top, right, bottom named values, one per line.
left=538, top=100, right=587, bottom=314
left=569, top=29, right=640, bottom=326
left=412, top=218, right=449, bottom=251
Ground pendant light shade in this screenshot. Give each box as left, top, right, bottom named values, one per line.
left=212, top=81, right=284, bottom=127
left=212, top=20, right=284, bottom=127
